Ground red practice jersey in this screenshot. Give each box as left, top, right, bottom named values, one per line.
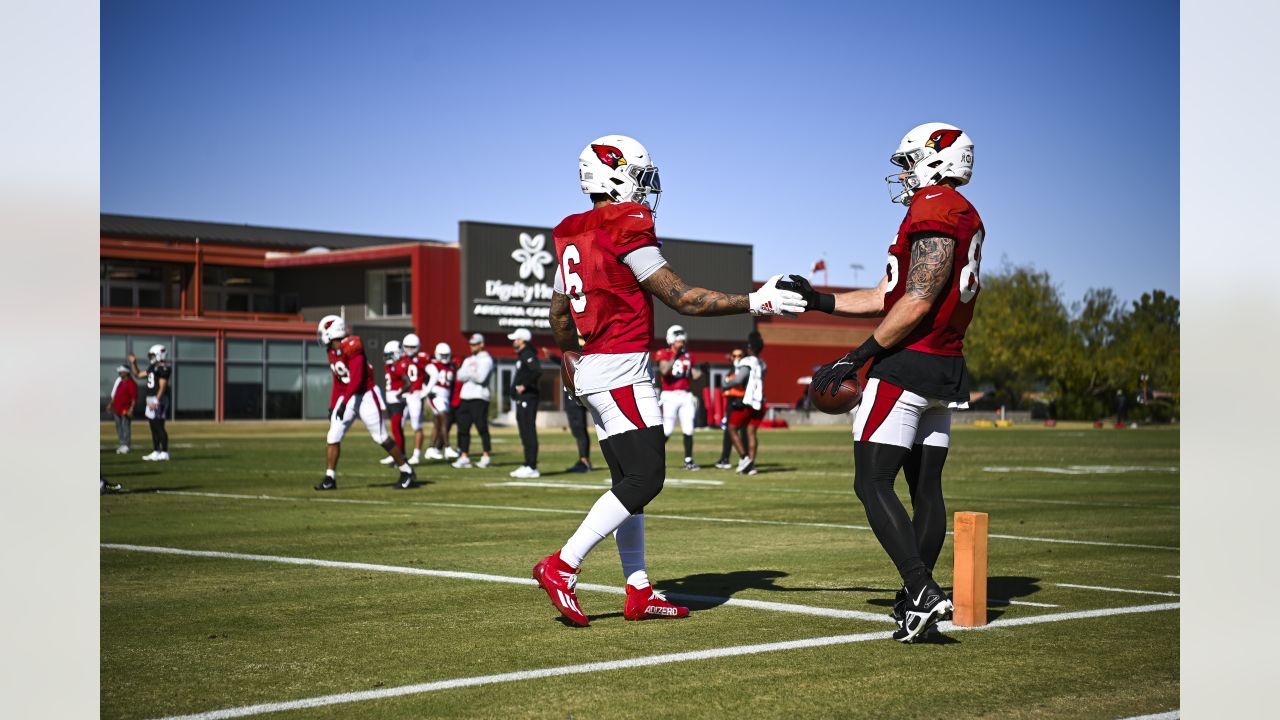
left=386, top=355, right=413, bottom=396
left=427, top=359, right=455, bottom=394
left=553, top=202, right=659, bottom=355
left=406, top=351, right=429, bottom=392
left=327, top=335, right=375, bottom=406
left=653, top=348, right=695, bottom=391
left=882, top=185, right=986, bottom=356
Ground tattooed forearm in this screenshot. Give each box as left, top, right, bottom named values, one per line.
left=641, top=265, right=750, bottom=316
left=905, top=233, right=955, bottom=299
left=549, top=293, right=580, bottom=352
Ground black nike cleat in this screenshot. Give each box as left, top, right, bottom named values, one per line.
left=394, top=471, right=419, bottom=489
left=894, top=580, right=953, bottom=644
left=314, top=477, right=337, bottom=491
left=566, top=461, right=592, bottom=473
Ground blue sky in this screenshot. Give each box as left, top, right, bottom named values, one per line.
left=102, top=0, right=1178, bottom=304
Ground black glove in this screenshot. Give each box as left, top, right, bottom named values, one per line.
left=810, top=336, right=886, bottom=396
left=778, top=274, right=835, bottom=314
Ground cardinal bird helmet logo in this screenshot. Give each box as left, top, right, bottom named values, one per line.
left=591, top=144, right=628, bottom=170
left=925, top=128, right=964, bottom=151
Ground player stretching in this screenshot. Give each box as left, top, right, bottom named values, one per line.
left=314, top=316, right=418, bottom=491
left=380, top=340, right=413, bottom=466
left=790, top=123, right=983, bottom=643
left=654, top=325, right=702, bottom=470
left=533, top=134, right=806, bottom=626
left=424, top=343, right=457, bottom=460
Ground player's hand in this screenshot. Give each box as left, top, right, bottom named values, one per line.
left=127, top=353, right=137, bottom=365
left=777, top=274, right=819, bottom=305
left=810, top=352, right=866, bottom=397
left=749, top=274, right=807, bottom=317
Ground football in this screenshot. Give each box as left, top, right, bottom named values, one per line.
left=561, top=350, right=581, bottom=398
left=809, top=378, right=862, bottom=415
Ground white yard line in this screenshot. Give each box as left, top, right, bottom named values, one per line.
left=1055, top=583, right=1180, bottom=597
left=144, top=601, right=1180, bottom=720
left=101, top=543, right=892, bottom=623
left=1117, top=712, right=1178, bottom=719
left=153, top=491, right=1179, bottom=551
left=945, top=494, right=1178, bottom=510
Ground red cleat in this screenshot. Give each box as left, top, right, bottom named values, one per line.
left=624, top=583, right=690, bottom=621
left=533, top=551, right=589, bottom=627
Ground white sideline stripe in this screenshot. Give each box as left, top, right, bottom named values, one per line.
left=1055, top=583, right=1180, bottom=597
left=153, top=491, right=1177, bottom=550
left=488, top=478, right=722, bottom=490
left=982, top=465, right=1178, bottom=475
left=945, top=494, right=1179, bottom=510
left=1117, top=712, right=1178, bottom=720
left=100, top=544, right=892, bottom=623
left=993, top=599, right=1059, bottom=608
left=146, top=602, right=1180, bottom=720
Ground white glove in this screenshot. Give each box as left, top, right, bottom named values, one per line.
left=749, top=274, right=807, bottom=316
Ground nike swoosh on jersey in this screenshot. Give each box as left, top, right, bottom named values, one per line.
left=628, top=213, right=645, bottom=218
left=924, top=193, right=942, bottom=199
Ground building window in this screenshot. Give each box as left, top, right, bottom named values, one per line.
left=99, top=333, right=216, bottom=420
left=366, top=269, right=412, bottom=319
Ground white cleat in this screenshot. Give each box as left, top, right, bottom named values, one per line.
left=408, top=453, right=421, bottom=465
left=452, top=456, right=472, bottom=469
left=736, top=456, right=754, bottom=474
left=425, top=447, right=444, bottom=460
left=141, top=451, right=159, bottom=461
left=155, top=451, right=170, bottom=462
left=379, top=456, right=396, bottom=465
left=444, top=447, right=460, bottom=460
left=116, top=446, right=130, bottom=455
left=524, top=468, right=540, bottom=478
left=510, top=466, right=531, bottom=478
left=477, top=455, right=491, bottom=468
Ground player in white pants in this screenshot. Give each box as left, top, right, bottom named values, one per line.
left=655, top=324, right=702, bottom=470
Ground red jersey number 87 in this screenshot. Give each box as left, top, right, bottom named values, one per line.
left=561, top=244, right=587, bottom=313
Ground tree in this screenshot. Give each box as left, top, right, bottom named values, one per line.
left=964, top=265, right=1070, bottom=409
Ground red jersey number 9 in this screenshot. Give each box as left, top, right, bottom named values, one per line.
left=331, top=361, right=350, bottom=384
left=561, top=244, right=587, bottom=313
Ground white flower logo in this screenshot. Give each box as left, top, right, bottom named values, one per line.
left=512, top=232, right=553, bottom=280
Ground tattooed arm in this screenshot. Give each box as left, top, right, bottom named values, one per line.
left=640, top=265, right=750, bottom=316
left=549, top=292, right=580, bottom=352
left=869, top=232, right=955, bottom=348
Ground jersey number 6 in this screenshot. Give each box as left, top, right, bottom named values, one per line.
left=561, top=244, right=587, bottom=313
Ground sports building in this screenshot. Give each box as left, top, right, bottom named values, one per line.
left=100, top=213, right=875, bottom=422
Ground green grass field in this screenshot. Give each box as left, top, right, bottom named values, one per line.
left=100, top=422, right=1179, bottom=720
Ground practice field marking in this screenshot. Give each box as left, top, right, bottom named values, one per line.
left=1055, top=583, right=1180, bottom=598
left=945, top=494, right=1178, bottom=510
left=488, top=477, right=723, bottom=491
left=983, top=465, right=1178, bottom=476
left=1118, top=712, right=1178, bottom=720
left=152, top=491, right=1179, bottom=551
left=101, top=543, right=894, bottom=623
left=143, top=601, right=1180, bottom=720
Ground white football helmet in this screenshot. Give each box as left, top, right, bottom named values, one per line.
left=383, top=340, right=403, bottom=363
left=402, top=333, right=420, bottom=355
left=579, top=135, right=662, bottom=211
left=147, top=344, right=167, bottom=363
left=317, top=315, right=347, bottom=344
left=885, top=122, right=974, bottom=205
left=666, top=324, right=687, bottom=346
left=434, top=342, right=452, bottom=362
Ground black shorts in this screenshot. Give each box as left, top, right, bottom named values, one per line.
left=867, top=348, right=970, bottom=403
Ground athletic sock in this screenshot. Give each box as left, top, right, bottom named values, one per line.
left=398, top=463, right=412, bottom=473
left=561, top=491, right=631, bottom=568
left=626, top=569, right=650, bottom=589
left=683, top=434, right=694, bottom=460
left=614, top=514, right=646, bottom=582
left=325, top=469, right=336, bottom=479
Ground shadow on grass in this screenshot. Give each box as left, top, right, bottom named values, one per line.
left=655, top=569, right=799, bottom=609
left=748, top=464, right=799, bottom=474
